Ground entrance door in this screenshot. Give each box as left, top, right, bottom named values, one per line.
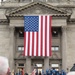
left=16, top=67, right=24, bottom=75
left=31, top=59, right=44, bottom=73
left=16, top=63, right=25, bottom=74
left=36, top=64, right=43, bottom=73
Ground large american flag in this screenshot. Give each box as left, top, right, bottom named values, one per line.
left=24, top=15, right=52, bottom=56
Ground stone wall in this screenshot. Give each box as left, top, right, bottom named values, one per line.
left=67, top=24, right=75, bottom=71
left=0, top=25, right=10, bottom=65
left=0, top=25, right=15, bottom=71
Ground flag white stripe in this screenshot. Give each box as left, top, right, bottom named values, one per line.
left=38, top=16, right=41, bottom=56
left=29, top=32, right=32, bottom=56
left=34, top=32, right=36, bottom=56
left=43, top=16, right=45, bottom=56
left=25, top=32, right=28, bottom=56
left=47, top=16, right=49, bottom=56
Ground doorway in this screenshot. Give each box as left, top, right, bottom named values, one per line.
left=36, top=64, right=43, bottom=73
left=31, top=59, right=44, bottom=73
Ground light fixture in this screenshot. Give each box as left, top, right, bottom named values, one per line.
left=19, top=30, right=23, bottom=34
left=53, top=31, right=57, bottom=34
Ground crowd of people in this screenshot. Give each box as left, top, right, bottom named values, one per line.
left=43, top=68, right=66, bottom=75
left=32, top=68, right=66, bottom=75
left=0, top=56, right=66, bottom=75
left=12, top=68, right=66, bottom=75
left=0, top=56, right=73, bottom=75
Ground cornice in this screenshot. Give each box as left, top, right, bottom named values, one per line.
left=7, top=14, right=70, bottom=17
left=68, top=19, right=75, bottom=24
left=7, top=1, right=67, bottom=15
left=0, top=19, right=9, bottom=25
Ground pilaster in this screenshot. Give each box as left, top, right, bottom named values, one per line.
left=61, top=26, right=67, bottom=71
left=9, top=27, right=15, bottom=71
left=26, top=57, right=31, bottom=73
left=44, top=57, right=49, bottom=72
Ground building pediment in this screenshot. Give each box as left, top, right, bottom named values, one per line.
left=7, top=1, right=68, bottom=16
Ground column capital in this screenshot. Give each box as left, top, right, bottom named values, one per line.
left=9, top=26, right=15, bottom=29
left=9, top=27, right=15, bottom=33
left=62, top=26, right=67, bottom=30
left=61, top=26, right=67, bottom=33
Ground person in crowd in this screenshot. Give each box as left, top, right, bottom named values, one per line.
left=42, top=70, right=45, bottom=75
left=46, top=69, right=49, bottom=75
left=16, top=69, right=21, bottom=75
left=59, top=71, right=62, bottom=75
left=48, top=69, right=53, bottom=75
left=0, top=56, right=9, bottom=75
left=56, top=71, right=59, bottom=75
left=52, top=68, right=56, bottom=75
left=34, top=64, right=38, bottom=75
left=19, top=69, right=22, bottom=75
left=25, top=72, right=28, bottom=75
left=35, top=69, right=38, bottom=75
left=42, top=70, right=44, bottom=75
left=32, top=69, right=36, bottom=75
left=38, top=71, right=41, bottom=75
left=61, top=70, right=66, bottom=75
left=11, top=70, right=15, bottom=75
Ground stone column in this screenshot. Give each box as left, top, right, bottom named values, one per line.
left=26, top=57, right=31, bottom=74
left=61, top=26, right=67, bottom=71
left=9, top=27, right=15, bottom=71
left=44, top=57, right=49, bottom=72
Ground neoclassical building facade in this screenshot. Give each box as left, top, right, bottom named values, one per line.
left=0, top=0, right=75, bottom=73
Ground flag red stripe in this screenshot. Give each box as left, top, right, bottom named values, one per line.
left=41, top=16, right=43, bottom=56
left=28, top=32, right=30, bottom=56
left=32, top=32, right=34, bottom=56
left=45, top=16, right=47, bottom=56
left=29, top=32, right=31, bottom=56
left=49, top=16, right=52, bottom=56
left=36, top=32, right=38, bottom=56
left=24, top=32, right=26, bottom=56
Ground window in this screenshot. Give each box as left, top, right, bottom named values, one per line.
left=51, top=64, right=59, bottom=67
left=51, top=46, right=59, bottom=51
left=18, top=46, right=24, bottom=51
left=52, top=30, right=58, bottom=37
left=18, top=63, right=24, bottom=66
left=19, top=30, right=24, bottom=37
left=36, top=64, right=42, bottom=67
left=51, top=64, right=59, bottom=71
left=36, top=64, right=42, bottom=73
